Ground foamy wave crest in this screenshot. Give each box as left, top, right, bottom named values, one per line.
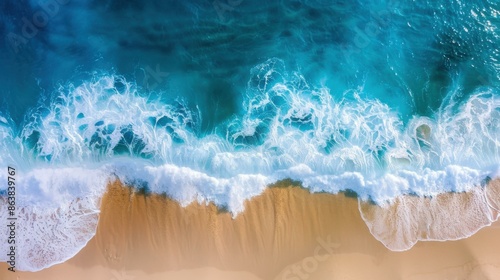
left=19, top=76, right=200, bottom=162
left=0, top=59, right=499, bottom=269
left=15, top=59, right=500, bottom=179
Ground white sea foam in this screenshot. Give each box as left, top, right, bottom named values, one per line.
left=0, top=60, right=499, bottom=270
left=0, top=167, right=107, bottom=271
left=359, top=180, right=500, bottom=251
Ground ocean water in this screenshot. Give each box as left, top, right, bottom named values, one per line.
left=0, top=0, right=499, bottom=271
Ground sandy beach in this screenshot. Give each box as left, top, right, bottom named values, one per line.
left=1, top=179, right=500, bottom=280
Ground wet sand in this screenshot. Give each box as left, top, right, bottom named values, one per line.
left=1, top=179, right=499, bottom=280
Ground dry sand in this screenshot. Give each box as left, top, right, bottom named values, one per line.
left=1, top=179, right=500, bottom=280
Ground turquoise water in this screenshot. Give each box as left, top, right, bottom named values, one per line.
left=2, top=1, right=497, bottom=125
left=0, top=0, right=499, bottom=271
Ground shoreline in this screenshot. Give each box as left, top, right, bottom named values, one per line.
left=1, top=179, right=499, bottom=279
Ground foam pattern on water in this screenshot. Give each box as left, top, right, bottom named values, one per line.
left=0, top=61, right=499, bottom=270
left=359, top=179, right=500, bottom=251
left=0, top=167, right=107, bottom=271
left=0, top=197, right=100, bottom=271
left=15, top=60, right=499, bottom=176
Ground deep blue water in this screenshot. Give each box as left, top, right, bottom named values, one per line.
left=2, top=0, right=497, bottom=125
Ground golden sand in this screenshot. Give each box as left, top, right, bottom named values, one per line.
left=1, top=180, right=500, bottom=280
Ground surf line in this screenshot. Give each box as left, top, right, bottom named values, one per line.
left=6, top=166, right=17, bottom=272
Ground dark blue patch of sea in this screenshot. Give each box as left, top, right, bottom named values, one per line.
left=1, top=0, right=497, bottom=124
